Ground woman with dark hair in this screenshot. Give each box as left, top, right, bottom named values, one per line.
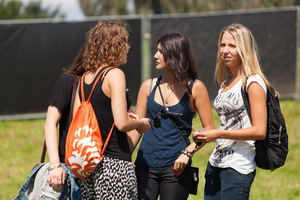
left=133, top=32, right=215, bottom=200
left=44, top=45, right=86, bottom=198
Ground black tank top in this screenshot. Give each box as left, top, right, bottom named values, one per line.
left=79, top=66, right=131, bottom=161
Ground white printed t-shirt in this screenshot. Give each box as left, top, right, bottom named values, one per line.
left=209, top=75, right=267, bottom=174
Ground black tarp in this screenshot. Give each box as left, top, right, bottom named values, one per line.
left=150, top=8, right=297, bottom=100
left=0, top=8, right=297, bottom=117
left=0, top=19, right=142, bottom=116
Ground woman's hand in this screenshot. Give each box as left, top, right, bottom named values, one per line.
left=48, top=167, right=65, bottom=192
left=194, top=129, right=219, bottom=143
left=128, top=112, right=139, bottom=120
left=173, top=153, right=190, bottom=176
left=136, top=118, right=151, bottom=134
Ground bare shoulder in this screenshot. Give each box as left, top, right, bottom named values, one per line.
left=106, top=67, right=125, bottom=78
left=192, top=79, right=208, bottom=91
left=141, top=77, right=158, bottom=90
left=140, top=78, right=152, bottom=88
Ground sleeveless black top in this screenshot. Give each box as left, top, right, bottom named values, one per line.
left=79, top=66, right=131, bottom=161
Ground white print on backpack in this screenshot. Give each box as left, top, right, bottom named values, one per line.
left=67, top=125, right=102, bottom=178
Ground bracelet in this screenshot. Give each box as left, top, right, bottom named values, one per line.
left=48, top=163, right=63, bottom=171
left=181, top=149, right=193, bottom=158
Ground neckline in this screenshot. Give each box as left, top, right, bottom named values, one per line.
left=84, top=66, right=110, bottom=86
left=151, top=83, right=187, bottom=108
left=221, top=78, right=242, bottom=93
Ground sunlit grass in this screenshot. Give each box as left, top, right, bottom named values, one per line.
left=1, top=100, right=299, bottom=200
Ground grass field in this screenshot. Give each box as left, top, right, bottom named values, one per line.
left=1, top=100, right=299, bottom=200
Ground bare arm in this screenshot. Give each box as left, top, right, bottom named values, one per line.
left=105, top=68, right=150, bottom=132
left=174, top=80, right=215, bottom=175
left=127, top=79, right=152, bottom=153
left=44, top=105, right=65, bottom=190
left=193, top=79, right=215, bottom=131
left=195, top=81, right=267, bottom=143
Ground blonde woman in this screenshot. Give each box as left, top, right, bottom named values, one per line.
left=73, top=20, right=150, bottom=200
left=193, top=23, right=276, bottom=199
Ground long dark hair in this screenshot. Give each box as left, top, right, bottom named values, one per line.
left=158, top=32, right=198, bottom=97
left=63, top=45, right=86, bottom=77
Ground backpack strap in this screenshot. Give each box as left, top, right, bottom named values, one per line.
left=81, top=66, right=114, bottom=103
left=69, top=75, right=78, bottom=126
left=101, top=122, right=115, bottom=156
left=241, top=78, right=252, bottom=122
left=81, top=66, right=115, bottom=157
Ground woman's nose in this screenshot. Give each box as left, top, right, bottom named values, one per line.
left=224, top=46, right=229, bottom=53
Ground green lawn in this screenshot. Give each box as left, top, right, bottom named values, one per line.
left=1, top=100, right=299, bottom=200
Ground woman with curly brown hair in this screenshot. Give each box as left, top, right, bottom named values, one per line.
left=73, top=20, right=150, bottom=200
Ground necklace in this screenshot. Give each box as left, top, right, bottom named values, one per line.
left=164, top=84, right=175, bottom=104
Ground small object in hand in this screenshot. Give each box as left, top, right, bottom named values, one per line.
left=193, top=129, right=203, bottom=146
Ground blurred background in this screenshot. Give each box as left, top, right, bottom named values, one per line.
left=1, top=1, right=300, bottom=200
left=0, top=0, right=299, bottom=119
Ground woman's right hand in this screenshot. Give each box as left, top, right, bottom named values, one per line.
left=48, top=166, right=65, bottom=192
left=137, top=118, right=151, bottom=134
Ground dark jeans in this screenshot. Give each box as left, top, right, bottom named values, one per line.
left=135, top=165, right=193, bottom=200
left=204, top=162, right=256, bottom=200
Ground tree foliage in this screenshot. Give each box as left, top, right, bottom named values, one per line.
left=78, top=0, right=298, bottom=16
left=0, top=0, right=63, bottom=19
left=79, top=0, right=127, bottom=16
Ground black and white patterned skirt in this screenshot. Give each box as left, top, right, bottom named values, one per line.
left=79, top=156, right=138, bottom=200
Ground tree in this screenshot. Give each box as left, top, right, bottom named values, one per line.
left=0, top=0, right=63, bottom=20
left=79, top=0, right=128, bottom=16
left=78, top=0, right=298, bottom=16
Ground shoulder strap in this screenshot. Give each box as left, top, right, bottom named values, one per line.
left=156, top=75, right=189, bottom=147
left=69, top=75, right=77, bottom=126
left=149, top=78, right=153, bottom=94
left=156, top=75, right=165, bottom=106
left=81, top=66, right=114, bottom=103
left=241, top=78, right=252, bottom=122
left=101, top=122, right=115, bottom=156
left=99, top=67, right=116, bottom=156
left=40, top=142, right=47, bottom=163
left=189, top=79, right=196, bottom=88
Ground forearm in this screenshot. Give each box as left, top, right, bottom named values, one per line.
left=127, top=129, right=143, bottom=153
left=216, top=126, right=266, bottom=141
left=45, top=124, right=61, bottom=165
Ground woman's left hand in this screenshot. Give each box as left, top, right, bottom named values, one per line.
left=195, top=129, right=218, bottom=143
left=173, top=154, right=190, bottom=176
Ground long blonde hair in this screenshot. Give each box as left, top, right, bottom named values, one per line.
left=214, top=23, right=275, bottom=91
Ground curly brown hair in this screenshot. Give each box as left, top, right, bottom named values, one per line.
left=83, top=20, right=129, bottom=72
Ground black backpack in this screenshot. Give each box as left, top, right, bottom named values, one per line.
left=241, top=84, right=288, bottom=171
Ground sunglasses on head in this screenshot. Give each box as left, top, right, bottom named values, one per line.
left=153, top=107, right=182, bottom=126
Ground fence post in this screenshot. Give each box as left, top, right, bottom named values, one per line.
left=141, top=15, right=151, bottom=82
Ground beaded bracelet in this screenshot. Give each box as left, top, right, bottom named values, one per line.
left=48, top=163, right=63, bottom=171
left=181, top=149, right=193, bottom=158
